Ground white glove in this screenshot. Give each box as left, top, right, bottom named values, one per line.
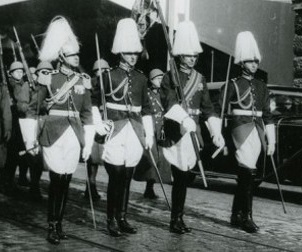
left=212, top=134, right=225, bottom=148
left=82, top=125, right=95, bottom=161
left=207, top=117, right=225, bottom=148
left=145, top=134, right=154, bottom=150
left=267, top=144, right=275, bottom=156
left=181, top=116, right=196, bottom=133
left=142, top=115, right=154, bottom=149
left=266, top=124, right=276, bottom=156
left=95, top=122, right=111, bottom=136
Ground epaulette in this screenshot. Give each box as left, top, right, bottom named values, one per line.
left=134, top=68, right=143, bottom=74
left=37, top=70, right=59, bottom=86
left=80, top=73, right=92, bottom=89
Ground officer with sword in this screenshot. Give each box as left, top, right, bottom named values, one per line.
left=19, top=16, right=95, bottom=244
left=219, top=31, right=277, bottom=233
left=92, top=18, right=154, bottom=237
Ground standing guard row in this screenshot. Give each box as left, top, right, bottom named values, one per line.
left=6, top=10, right=276, bottom=245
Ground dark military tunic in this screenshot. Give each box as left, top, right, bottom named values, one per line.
left=26, top=68, right=93, bottom=174
left=161, top=69, right=216, bottom=144
left=219, top=75, right=274, bottom=168
left=160, top=68, right=217, bottom=170
left=92, top=63, right=151, bottom=167
left=220, top=75, right=273, bottom=149
left=28, top=69, right=93, bottom=147
left=133, top=87, right=171, bottom=183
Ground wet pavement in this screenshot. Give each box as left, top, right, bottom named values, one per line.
left=0, top=163, right=302, bottom=252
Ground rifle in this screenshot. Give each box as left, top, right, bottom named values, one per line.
left=11, top=41, right=17, bottom=61
left=95, top=33, right=107, bottom=120
left=13, top=27, right=35, bottom=89
left=31, top=34, right=40, bottom=54
left=0, top=37, right=8, bottom=86
left=155, top=0, right=207, bottom=187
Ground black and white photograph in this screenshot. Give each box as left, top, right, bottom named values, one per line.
left=0, top=0, right=301, bottom=251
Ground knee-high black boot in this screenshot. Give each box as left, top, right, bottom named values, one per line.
left=104, top=162, right=123, bottom=237
left=84, top=160, right=100, bottom=201
left=240, top=168, right=259, bottom=233
left=117, top=167, right=137, bottom=234
left=231, top=166, right=244, bottom=227
left=56, top=174, right=72, bottom=240
left=28, top=154, right=43, bottom=202
left=47, top=171, right=61, bottom=245
left=144, top=179, right=158, bottom=199
left=170, top=166, right=186, bottom=234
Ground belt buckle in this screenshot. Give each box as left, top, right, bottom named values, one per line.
left=68, top=111, right=74, bottom=117
left=126, top=104, right=131, bottom=112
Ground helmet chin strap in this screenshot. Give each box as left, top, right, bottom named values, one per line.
left=241, top=64, right=255, bottom=77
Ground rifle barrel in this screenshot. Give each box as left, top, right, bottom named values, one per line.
left=13, top=26, right=35, bottom=89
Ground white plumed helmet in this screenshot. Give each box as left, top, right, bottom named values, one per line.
left=111, top=18, right=143, bottom=54
left=172, top=21, right=203, bottom=56
left=234, top=31, right=261, bottom=64
left=39, top=16, right=79, bottom=62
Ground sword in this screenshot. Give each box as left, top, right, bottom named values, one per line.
left=269, top=155, right=287, bottom=214
left=18, top=144, right=39, bottom=156
left=148, top=148, right=171, bottom=210
left=262, top=121, right=287, bottom=214
left=85, top=161, right=97, bottom=229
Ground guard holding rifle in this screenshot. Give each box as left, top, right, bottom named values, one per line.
left=219, top=31, right=275, bottom=233
left=160, top=21, right=225, bottom=234
left=92, top=18, right=153, bottom=237
left=5, top=61, right=31, bottom=192
left=20, top=16, right=94, bottom=244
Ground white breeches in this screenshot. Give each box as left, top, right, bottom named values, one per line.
left=235, top=127, right=261, bottom=169
left=43, top=126, right=81, bottom=174
left=102, top=121, right=143, bottom=167
left=163, top=132, right=197, bottom=171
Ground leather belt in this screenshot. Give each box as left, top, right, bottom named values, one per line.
left=106, top=102, right=142, bottom=113
left=231, top=109, right=263, bottom=117
left=49, top=109, right=80, bottom=118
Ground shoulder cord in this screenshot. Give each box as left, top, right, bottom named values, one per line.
left=230, top=80, right=253, bottom=109
left=105, top=73, right=129, bottom=101
left=46, top=75, right=79, bottom=106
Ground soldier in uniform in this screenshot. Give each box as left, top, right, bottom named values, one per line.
left=83, top=59, right=110, bottom=202
left=160, top=21, right=225, bottom=234
left=92, top=18, right=153, bottom=237
left=133, top=68, right=168, bottom=199
left=5, top=61, right=31, bottom=191
left=219, top=31, right=275, bottom=233
left=35, top=61, right=54, bottom=77
left=20, top=16, right=94, bottom=244
left=0, top=84, right=12, bottom=186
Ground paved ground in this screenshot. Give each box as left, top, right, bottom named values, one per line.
left=0, top=163, right=302, bottom=252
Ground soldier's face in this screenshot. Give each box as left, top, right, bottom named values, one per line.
left=242, top=60, right=259, bottom=75
left=180, top=55, right=198, bottom=69
left=64, top=54, right=80, bottom=68
left=11, top=69, right=24, bottom=80
left=121, top=53, right=139, bottom=67
left=151, top=75, right=163, bottom=88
